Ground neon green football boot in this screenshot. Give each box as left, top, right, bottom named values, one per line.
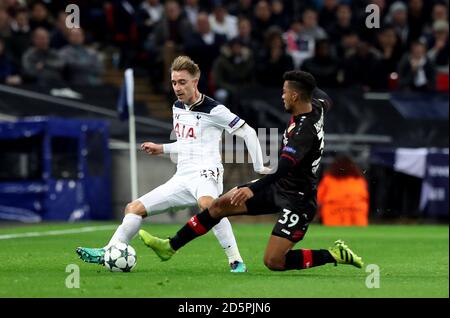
left=76, top=247, right=105, bottom=265
left=328, top=240, right=364, bottom=268
left=139, top=229, right=175, bottom=261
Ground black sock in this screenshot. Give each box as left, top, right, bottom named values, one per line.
left=170, top=209, right=220, bottom=251
left=284, top=249, right=335, bottom=270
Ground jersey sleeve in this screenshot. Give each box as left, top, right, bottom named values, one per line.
left=280, top=124, right=315, bottom=165
left=313, top=87, right=333, bottom=113
left=209, top=104, right=245, bottom=134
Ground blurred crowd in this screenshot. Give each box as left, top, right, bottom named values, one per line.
left=0, top=0, right=448, bottom=99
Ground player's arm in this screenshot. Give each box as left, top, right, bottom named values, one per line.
left=141, top=141, right=179, bottom=155
left=230, top=157, right=293, bottom=206
left=231, top=125, right=315, bottom=206
left=233, top=123, right=270, bottom=174
left=210, top=105, right=270, bottom=174
left=162, top=141, right=179, bottom=154
left=313, top=87, right=333, bottom=113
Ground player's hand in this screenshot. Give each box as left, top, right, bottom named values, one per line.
left=230, top=187, right=254, bottom=206
left=140, top=142, right=163, bottom=155
left=255, top=166, right=272, bottom=175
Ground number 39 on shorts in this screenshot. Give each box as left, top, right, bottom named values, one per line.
left=278, top=209, right=300, bottom=227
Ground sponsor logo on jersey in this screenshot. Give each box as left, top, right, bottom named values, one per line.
left=174, top=122, right=196, bottom=139
left=281, top=228, right=291, bottom=235
left=228, top=116, right=240, bottom=128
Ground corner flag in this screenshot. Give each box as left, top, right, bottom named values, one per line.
left=117, top=69, right=138, bottom=200
left=117, top=69, right=134, bottom=121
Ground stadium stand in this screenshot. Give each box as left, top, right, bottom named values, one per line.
left=0, top=0, right=448, bottom=222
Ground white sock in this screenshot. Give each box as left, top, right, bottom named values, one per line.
left=104, top=213, right=142, bottom=249
left=212, top=217, right=243, bottom=264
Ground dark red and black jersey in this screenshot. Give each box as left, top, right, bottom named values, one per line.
left=248, top=88, right=331, bottom=201
left=276, top=96, right=326, bottom=196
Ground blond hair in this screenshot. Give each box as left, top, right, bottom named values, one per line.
left=171, top=56, right=201, bottom=78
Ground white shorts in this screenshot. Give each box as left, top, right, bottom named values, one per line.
left=138, top=168, right=224, bottom=217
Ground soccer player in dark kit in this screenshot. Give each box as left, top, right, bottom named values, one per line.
left=139, top=70, right=364, bottom=272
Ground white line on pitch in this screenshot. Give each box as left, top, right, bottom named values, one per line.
left=0, top=225, right=116, bottom=240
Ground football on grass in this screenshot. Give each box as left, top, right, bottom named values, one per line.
left=104, top=243, right=137, bottom=272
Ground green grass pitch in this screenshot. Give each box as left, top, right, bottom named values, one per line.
left=0, top=222, right=447, bottom=298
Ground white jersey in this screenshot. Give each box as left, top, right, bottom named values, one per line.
left=170, top=94, right=245, bottom=175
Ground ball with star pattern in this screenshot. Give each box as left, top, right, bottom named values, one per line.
left=104, top=243, right=137, bottom=272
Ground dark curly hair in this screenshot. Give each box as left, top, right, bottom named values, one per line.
left=283, top=70, right=316, bottom=102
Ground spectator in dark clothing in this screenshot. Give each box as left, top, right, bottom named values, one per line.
left=318, top=0, right=338, bottom=32
left=22, top=27, right=64, bottom=85
left=430, top=2, right=448, bottom=26
left=50, top=11, right=69, bottom=49
left=424, top=20, right=449, bottom=68
left=408, top=0, right=428, bottom=43
left=374, top=26, right=404, bottom=89
left=398, top=41, right=436, bottom=92
left=212, top=38, right=254, bottom=105
left=0, top=7, right=11, bottom=40
left=185, top=12, right=227, bottom=94
left=145, top=0, right=192, bottom=92
left=342, top=41, right=383, bottom=91
left=271, top=0, right=291, bottom=31
left=385, top=1, right=411, bottom=50
left=255, top=27, right=294, bottom=88
left=335, top=31, right=359, bottom=60
left=59, top=28, right=103, bottom=86
left=29, top=1, right=54, bottom=31
left=236, top=17, right=260, bottom=53
left=302, top=39, right=339, bottom=88
left=7, top=8, right=31, bottom=68
left=228, top=0, right=254, bottom=20
left=327, top=4, right=354, bottom=46
left=252, top=1, right=274, bottom=45
left=0, top=38, right=22, bottom=85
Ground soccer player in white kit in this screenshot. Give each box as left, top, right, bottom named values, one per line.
left=76, top=56, right=269, bottom=272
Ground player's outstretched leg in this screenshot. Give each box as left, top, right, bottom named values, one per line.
left=139, top=229, right=175, bottom=261
left=76, top=202, right=144, bottom=265
left=328, top=240, right=364, bottom=268
left=139, top=206, right=221, bottom=261
left=212, top=218, right=247, bottom=273
left=76, top=247, right=105, bottom=264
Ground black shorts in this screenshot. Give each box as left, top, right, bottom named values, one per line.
left=243, top=183, right=317, bottom=243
